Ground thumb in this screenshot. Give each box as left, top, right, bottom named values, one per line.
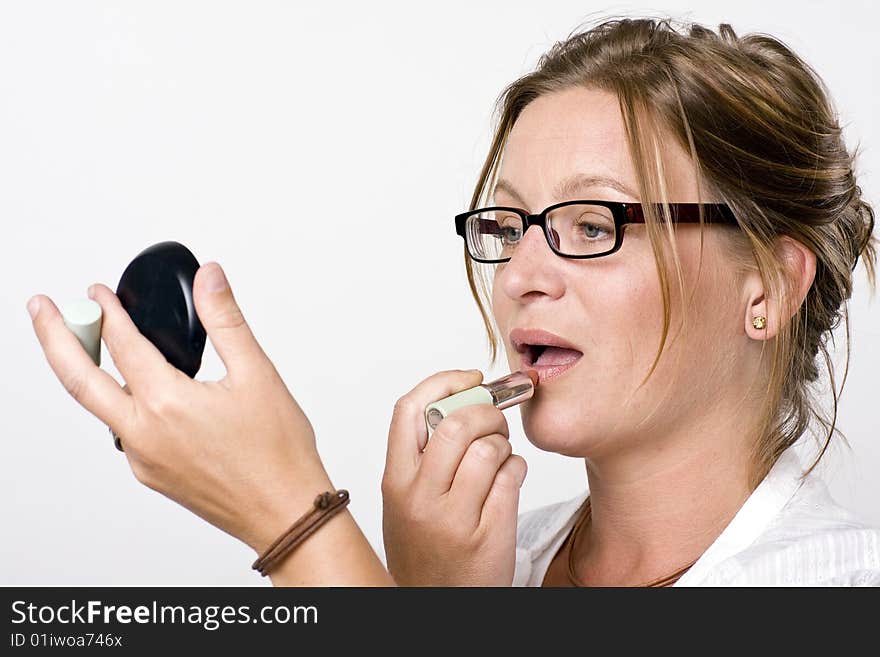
left=194, top=262, right=267, bottom=379
left=480, top=454, right=527, bottom=528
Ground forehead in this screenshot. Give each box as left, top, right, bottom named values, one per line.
left=507, top=87, right=626, bottom=160
left=496, top=86, right=702, bottom=206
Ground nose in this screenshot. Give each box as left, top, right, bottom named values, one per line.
left=515, top=222, right=555, bottom=259
left=494, top=222, right=565, bottom=301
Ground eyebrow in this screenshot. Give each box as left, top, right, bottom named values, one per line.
left=492, top=173, right=639, bottom=207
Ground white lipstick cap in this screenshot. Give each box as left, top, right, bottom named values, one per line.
left=60, top=298, right=103, bottom=366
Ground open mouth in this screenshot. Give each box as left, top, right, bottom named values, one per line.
left=520, top=344, right=584, bottom=384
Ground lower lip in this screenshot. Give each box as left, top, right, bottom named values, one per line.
left=520, top=352, right=583, bottom=385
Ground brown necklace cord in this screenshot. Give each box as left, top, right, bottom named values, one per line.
left=566, top=497, right=698, bottom=587
left=251, top=489, right=350, bottom=577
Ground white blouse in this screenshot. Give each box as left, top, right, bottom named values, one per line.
left=513, top=446, right=880, bottom=586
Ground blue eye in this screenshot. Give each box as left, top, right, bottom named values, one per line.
left=578, top=222, right=610, bottom=240
left=500, top=225, right=522, bottom=242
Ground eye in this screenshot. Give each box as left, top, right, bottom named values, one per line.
left=499, top=224, right=522, bottom=242
left=580, top=223, right=607, bottom=239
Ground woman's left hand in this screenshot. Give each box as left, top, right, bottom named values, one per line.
left=27, top=262, right=333, bottom=555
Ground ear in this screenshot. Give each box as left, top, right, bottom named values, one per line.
left=743, top=235, right=817, bottom=341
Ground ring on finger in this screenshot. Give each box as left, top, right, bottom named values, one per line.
left=108, top=425, right=124, bottom=452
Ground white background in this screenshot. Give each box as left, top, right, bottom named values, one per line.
left=2, top=1, right=877, bottom=585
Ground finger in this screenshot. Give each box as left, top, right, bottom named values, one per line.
left=111, top=384, right=134, bottom=451
left=28, top=294, right=135, bottom=432
left=415, top=402, right=508, bottom=498
left=384, top=369, right=484, bottom=489
left=87, top=283, right=178, bottom=399
left=479, top=454, right=528, bottom=530
left=192, top=262, right=268, bottom=381
left=447, top=433, right=513, bottom=529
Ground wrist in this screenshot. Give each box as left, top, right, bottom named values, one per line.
left=239, top=456, right=396, bottom=586
left=243, top=460, right=336, bottom=555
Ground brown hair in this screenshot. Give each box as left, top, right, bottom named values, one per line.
left=463, top=15, right=877, bottom=489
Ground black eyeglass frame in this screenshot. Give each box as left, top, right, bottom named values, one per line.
left=454, top=200, right=739, bottom=263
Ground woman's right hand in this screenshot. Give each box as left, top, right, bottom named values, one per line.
left=381, top=369, right=528, bottom=586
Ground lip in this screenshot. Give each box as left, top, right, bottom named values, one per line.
left=509, top=328, right=582, bottom=354
left=509, top=327, right=584, bottom=385
left=519, top=352, right=582, bottom=384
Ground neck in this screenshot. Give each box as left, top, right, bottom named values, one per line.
left=571, top=400, right=758, bottom=586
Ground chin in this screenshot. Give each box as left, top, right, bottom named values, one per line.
left=519, top=399, right=596, bottom=457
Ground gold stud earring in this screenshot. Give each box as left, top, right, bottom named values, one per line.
left=752, top=315, right=767, bottom=330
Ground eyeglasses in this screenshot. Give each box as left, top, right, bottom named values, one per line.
left=455, top=200, right=738, bottom=263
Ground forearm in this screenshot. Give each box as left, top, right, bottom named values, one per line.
left=268, top=508, right=396, bottom=587
left=248, top=463, right=396, bottom=586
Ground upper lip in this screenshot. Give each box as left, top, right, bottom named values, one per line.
left=509, top=327, right=583, bottom=356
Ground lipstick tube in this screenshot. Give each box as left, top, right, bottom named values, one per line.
left=424, top=369, right=539, bottom=438
left=60, top=298, right=103, bottom=367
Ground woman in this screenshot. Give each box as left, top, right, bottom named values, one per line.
left=27, top=17, right=879, bottom=586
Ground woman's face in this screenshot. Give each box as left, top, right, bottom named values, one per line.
left=491, top=86, right=748, bottom=459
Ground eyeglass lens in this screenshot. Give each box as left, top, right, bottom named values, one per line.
left=466, top=203, right=617, bottom=260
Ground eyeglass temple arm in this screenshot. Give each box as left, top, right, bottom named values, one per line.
left=624, top=203, right=737, bottom=224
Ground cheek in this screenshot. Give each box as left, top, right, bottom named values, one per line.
left=490, top=286, right=514, bottom=368
left=604, top=243, right=741, bottom=412
left=581, top=260, right=667, bottom=373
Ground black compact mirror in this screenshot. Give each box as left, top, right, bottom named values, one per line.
left=115, top=241, right=207, bottom=378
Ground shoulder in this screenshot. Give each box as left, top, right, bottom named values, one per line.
left=701, top=474, right=880, bottom=586
left=512, top=490, right=588, bottom=586
left=516, top=491, right=588, bottom=553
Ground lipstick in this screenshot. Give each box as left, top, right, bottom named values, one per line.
left=424, top=369, right=539, bottom=438
left=60, top=298, right=103, bottom=367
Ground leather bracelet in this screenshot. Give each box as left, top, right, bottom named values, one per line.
left=251, top=489, right=350, bottom=577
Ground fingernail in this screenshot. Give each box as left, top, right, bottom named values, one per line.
left=205, top=264, right=228, bottom=293
left=87, top=285, right=95, bottom=299
left=27, top=296, right=40, bottom=319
